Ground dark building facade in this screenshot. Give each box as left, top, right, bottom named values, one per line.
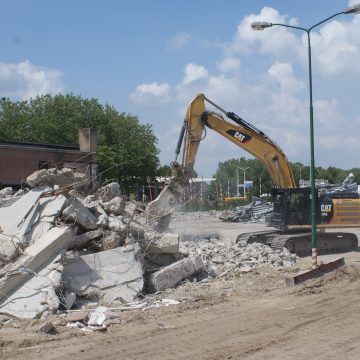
left=0, top=129, right=98, bottom=188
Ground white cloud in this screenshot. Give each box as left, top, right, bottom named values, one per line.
left=226, top=7, right=300, bottom=57
left=267, top=62, right=304, bottom=94
left=167, top=32, right=192, bottom=48
left=310, top=19, right=360, bottom=76
left=348, top=0, right=360, bottom=7
left=129, top=82, right=171, bottom=104
left=182, top=63, right=208, bottom=84
left=217, top=58, right=241, bottom=73
left=0, top=60, right=63, bottom=100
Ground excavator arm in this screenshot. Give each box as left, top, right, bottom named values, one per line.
left=146, top=93, right=295, bottom=228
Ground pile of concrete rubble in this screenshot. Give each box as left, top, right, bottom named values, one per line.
left=0, top=168, right=295, bottom=320
left=219, top=197, right=273, bottom=223
left=180, top=234, right=296, bottom=278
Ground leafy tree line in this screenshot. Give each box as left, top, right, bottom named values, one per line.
left=208, top=157, right=360, bottom=202
left=0, top=94, right=160, bottom=190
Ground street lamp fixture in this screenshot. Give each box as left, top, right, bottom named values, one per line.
left=251, top=21, right=272, bottom=30
left=251, top=5, right=360, bottom=268
left=344, top=4, right=360, bottom=14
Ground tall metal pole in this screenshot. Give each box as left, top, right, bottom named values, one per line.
left=238, top=167, right=249, bottom=197
left=251, top=7, right=360, bottom=268
left=236, top=168, right=239, bottom=197
left=306, top=30, right=318, bottom=268
left=243, top=169, right=246, bottom=196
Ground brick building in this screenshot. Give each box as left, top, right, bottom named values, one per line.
left=0, top=129, right=99, bottom=188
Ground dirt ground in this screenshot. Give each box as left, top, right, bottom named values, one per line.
left=1, top=213, right=360, bottom=360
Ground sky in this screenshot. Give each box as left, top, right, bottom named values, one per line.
left=1, top=0, right=360, bottom=177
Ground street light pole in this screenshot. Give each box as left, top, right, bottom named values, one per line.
left=238, top=167, right=249, bottom=197
left=251, top=4, right=360, bottom=268
left=236, top=168, right=239, bottom=197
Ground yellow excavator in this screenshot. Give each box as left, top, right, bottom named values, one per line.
left=146, top=94, right=359, bottom=255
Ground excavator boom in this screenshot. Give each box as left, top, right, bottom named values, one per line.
left=146, top=94, right=359, bottom=255
left=146, top=93, right=295, bottom=228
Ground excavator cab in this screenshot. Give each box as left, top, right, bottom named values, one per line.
left=270, top=188, right=312, bottom=231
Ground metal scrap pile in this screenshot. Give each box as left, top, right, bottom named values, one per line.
left=322, top=173, right=358, bottom=194
left=0, top=168, right=205, bottom=320
left=219, top=197, right=273, bottom=223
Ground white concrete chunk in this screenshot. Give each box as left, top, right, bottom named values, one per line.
left=70, top=229, right=104, bottom=249
left=96, top=182, right=120, bottom=202
left=147, top=232, right=179, bottom=254
left=0, top=187, right=13, bottom=197
left=108, top=215, right=126, bottom=232
left=0, top=252, right=68, bottom=319
left=62, top=245, right=143, bottom=304
left=0, top=188, right=67, bottom=261
left=149, top=255, right=205, bottom=292
left=0, top=227, right=73, bottom=304
left=63, top=197, right=98, bottom=230
left=102, top=196, right=125, bottom=215
left=26, top=168, right=88, bottom=188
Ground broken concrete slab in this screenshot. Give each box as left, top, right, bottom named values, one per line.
left=0, top=195, right=22, bottom=208
left=102, top=196, right=125, bottom=215
left=0, top=186, right=49, bottom=238
left=149, top=255, right=205, bottom=292
left=96, top=182, right=120, bottom=203
left=26, top=167, right=88, bottom=188
left=0, top=256, right=63, bottom=319
left=70, top=229, right=104, bottom=250
left=0, top=186, right=57, bottom=261
left=0, top=227, right=73, bottom=319
left=123, top=202, right=138, bottom=219
left=108, top=215, right=126, bottom=232
left=63, top=197, right=98, bottom=230
left=100, top=232, right=123, bottom=251
left=62, top=245, right=143, bottom=304
left=0, top=227, right=73, bottom=304
left=146, top=232, right=179, bottom=254
left=0, top=187, right=13, bottom=197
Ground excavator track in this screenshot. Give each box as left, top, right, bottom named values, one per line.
left=236, top=230, right=358, bottom=257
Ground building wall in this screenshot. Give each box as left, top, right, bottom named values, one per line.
left=0, top=145, right=95, bottom=187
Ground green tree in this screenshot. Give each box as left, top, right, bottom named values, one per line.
left=0, top=94, right=159, bottom=189
left=156, top=164, right=171, bottom=177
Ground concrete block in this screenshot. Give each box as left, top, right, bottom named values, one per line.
left=62, top=245, right=143, bottom=304
left=0, top=188, right=67, bottom=261
left=149, top=255, right=205, bottom=292
left=0, top=227, right=73, bottom=303
left=0, top=187, right=13, bottom=197
left=102, top=196, right=125, bottom=215
left=26, top=168, right=88, bottom=188
left=100, top=232, right=122, bottom=251
left=108, top=215, right=126, bottom=232
left=123, top=202, right=137, bottom=218
left=0, top=253, right=68, bottom=319
left=129, top=222, right=145, bottom=239
left=147, top=232, right=179, bottom=254
left=70, top=229, right=104, bottom=249
left=96, top=182, right=120, bottom=202
left=63, top=197, right=98, bottom=230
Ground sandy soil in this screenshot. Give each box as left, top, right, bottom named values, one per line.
left=1, top=213, right=360, bottom=360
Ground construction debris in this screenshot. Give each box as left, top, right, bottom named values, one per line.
left=219, top=197, right=273, bottom=223
left=180, top=234, right=296, bottom=277
left=149, top=255, right=205, bottom=292
left=62, top=245, right=143, bottom=304
left=321, top=173, right=358, bottom=194
left=0, top=168, right=297, bottom=320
